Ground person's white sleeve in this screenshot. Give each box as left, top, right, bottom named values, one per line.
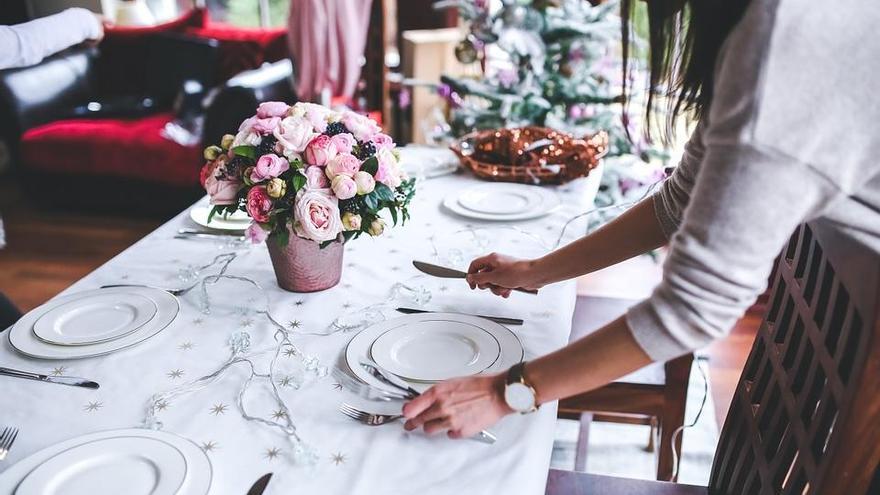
left=652, top=119, right=706, bottom=239
left=0, top=8, right=102, bottom=70
left=626, top=143, right=845, bottom=361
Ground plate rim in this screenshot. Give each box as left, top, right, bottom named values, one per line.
left=8, top=287, right=179, bottom=360
left=15, top=435, right=188, bottom=495
left=189, top=205, right=251, bottom=231
left=369, top=319, right=502, bottom=382
left=457, top=187, right=545, bottom=215
left=31, top=292, right=159, bottom=347
left=344, top=312, right=523, bottom=393
left=443, top=184, right=560, bottom=221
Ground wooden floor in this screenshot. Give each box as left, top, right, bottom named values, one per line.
left=0, top=177, right=757, bottom=430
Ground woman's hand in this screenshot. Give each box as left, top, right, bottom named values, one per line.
left=465, top=253, right=541, bottom=298
left=402, top=374, right=513, bottom=439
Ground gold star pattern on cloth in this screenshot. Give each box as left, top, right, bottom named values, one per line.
left=178, top=341, right=195, bottom=351
left=277, top=375, right=295, bottom=388
left=201, top=441, right=218, bottom=452
left=294, top=299, right=305, bottom=306
left=210, top=403, right=228, bottom=416
left=264, top=447, right=281, bottom=460
left=332, top=383, right=343, bottom=391
left=155, top=400, right=170, bottom=411
left=51, top=366, right=66, bottom=376
left=83, top=401, right=103, bottom=412
left=270, top=409, right=287, bottom=420
left=287, top=320, right=301, bottom=330
left=239, top=318, right=254, bottom=328
left=331, top=452, right=347, bottom=466
left=167, top=369, right=184, bottom=379
left=283, top=347, right=297, bottom=358
left=192, top=317, right=204, bottom=325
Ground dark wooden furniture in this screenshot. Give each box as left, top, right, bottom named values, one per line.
left=559, top=296, right=694, bottom=481
left=546, top=222, right=880, bottom=494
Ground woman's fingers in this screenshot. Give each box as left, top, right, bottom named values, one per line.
left=401, top=387, right=436, bottom=420
left=423, top=417, right=453, bottom=436
left=403, top=400, right=446, bottom=431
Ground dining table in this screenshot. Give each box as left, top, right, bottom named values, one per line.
left=0, top=147, right=602, bottom=495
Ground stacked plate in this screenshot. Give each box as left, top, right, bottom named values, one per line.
left=345, top=313, right=524, bottom=392
left=189, top=206, right=251, bottom=232
left=7, top=287, right=179, bottom=360
left=0, top=428, right=211, bottom=495
left=443, top=183, right=560, bottom=221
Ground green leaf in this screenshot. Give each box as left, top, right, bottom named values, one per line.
left=374, top=183, right=394, bottom=201
left=361, top=156, right=379, bottom=176
left=389, top=206, right=398, bottom=226
left=207, top=205, right=222, bottom=224
left=274, top=227, right=290, bottom=247
left=363, top=193, right=379, bottom=210
left=318, top=239, right=335, bottom=249
left=292, top=173, right=307, bottom=192
left=232, top=145, right=257, bottom=160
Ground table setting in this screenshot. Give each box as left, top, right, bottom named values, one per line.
left=0, top=102, right=605, bottom=495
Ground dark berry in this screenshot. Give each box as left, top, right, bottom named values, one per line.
left=224, top=155, right=251, bottom=179
left=339, top=196, right=364, bottom=214
left=325, top=122, right=349, bottom=136
left=354, top=141, right=376, bottom=160
left=256, top=135, right=278, bottom=156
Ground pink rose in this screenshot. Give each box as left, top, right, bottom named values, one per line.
left=257, top=101, right=290, bottom=119
left=325, top=153, right=361, bottom=179
left=374, top=148, right=402, bottom=188
left=331, top=175, right=357, bottom=200
left=371, top=133, right=394, bottom=150
left=293, top=188, right=342, bottom=242
left=245, top=222, right=269, bottom=243
left=341, top=111, right=380, bottom=142
left=246, top=186, right=273, bottom=223
left=274, top=116, right=318, bottom=156
left=304, top=166, right=329, bottom=188
left=304, top=134, right=337, bottom=166
left=205, top=172, right=240, bottom=205
left=252, top=117, right=281, bottom=135
left=250, top=154, right=290, bottom=182
left=329, top=133, right=356, bottom=154
left=233, top=117, right=261, bottom=147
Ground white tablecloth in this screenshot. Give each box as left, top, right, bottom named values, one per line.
left=0, top=158, right=600, bottom=495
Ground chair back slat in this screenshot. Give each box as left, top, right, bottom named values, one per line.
left=708, top=222, right=880, bottom=495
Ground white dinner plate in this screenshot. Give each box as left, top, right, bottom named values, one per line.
left=442, top=183, right=560, bottom=221
left=189, top=205, right=251, bottom=231
left=16, top=436, right=187, bottom=495
left=370, top=319, right=501, bottom=382
left=345, top=313, right=523, bottom=393
left=0, top=428, right=211, bottom=495
left=32, top=293, right=158, bottom=346
left=8, top=287, right=179, bottom=360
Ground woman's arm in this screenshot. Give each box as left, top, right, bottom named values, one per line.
left=0, top=8, right=103, bottom=70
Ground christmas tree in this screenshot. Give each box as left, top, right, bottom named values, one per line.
left=432, top=0, right=669, bottom=212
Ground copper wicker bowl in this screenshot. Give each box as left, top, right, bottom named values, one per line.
left=450, top=127, right=608, bottom=185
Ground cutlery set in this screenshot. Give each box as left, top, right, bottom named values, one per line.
left=0, top=367, right=98, bottom=389
left=0, top=427, right=18, bottom=461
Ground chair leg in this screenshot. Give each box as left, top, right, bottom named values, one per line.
left=656, top=353, right=694, bottom=481
left=646, top=416, right=658, bottom=452
left=573, top=412, right=593, bottom=472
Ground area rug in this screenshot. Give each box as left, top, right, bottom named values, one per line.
left=550, top=357, right=719, bottom=485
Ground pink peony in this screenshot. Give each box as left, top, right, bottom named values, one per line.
left=245, top=222, right=269, bottom=243
left=256, top=101, right=291, bottom=119
left=331, top=175, right=357, bottom=200
left=371, top=133, right=394, bottom=150
left=206, top=172, right=240, bottom=205
left=374, top=148, right=402, bottom=188
left=246, top=186, right=273, bottom=223
left=250, top=154, right=290, bottom=182
left=252, top=117, right=281, bottom=135
left=353, top=170, right=375, bottom=195
left=304, top=134, right=337, bottom=166
left=329, top=133, right=356, bottom=154
left=325, top=153, right=361, bottom=179
left=293, top=188, right=342, bottom=242
left=304, top=166, right=329, bottom=189
left=341, top=111, right=380, bottom=142
left=274, top=116, right=317, bottom=156
left=233, top=116, right=262, bottom=147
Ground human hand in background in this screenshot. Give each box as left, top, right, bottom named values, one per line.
left=465, top=253, right=543, bottom=298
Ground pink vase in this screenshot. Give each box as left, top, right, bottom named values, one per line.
left=266, top=232, right=344, bottom=292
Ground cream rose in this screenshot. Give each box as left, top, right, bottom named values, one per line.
left=293, top=188, right=343, bottom=242
left=274, top=116, right=317, bottom=157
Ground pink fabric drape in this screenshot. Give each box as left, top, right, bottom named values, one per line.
left=287, top=0, right=374, bottom=103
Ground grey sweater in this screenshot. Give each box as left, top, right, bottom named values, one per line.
left=625, top=0, right=880, bottom=361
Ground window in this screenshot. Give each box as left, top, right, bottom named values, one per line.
left=204, top=0, right=289, bottom=28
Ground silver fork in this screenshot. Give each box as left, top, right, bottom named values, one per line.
left=99, top=281, right=200, bottom=297
left=339, top=403, right=402, bottom=426
left=0, top=427, right=19, bottom=461
left=332, top=367, right=409, bottom=402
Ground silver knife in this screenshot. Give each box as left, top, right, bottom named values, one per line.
left=412, top=260, right=538, bottom=295
left=0, top=367, right=99, bottom=389
left=246, top=473, right=273, bottom=495
left=396, top=307, right=524, bottom=326
left=178, top=228, right=244, bottom=237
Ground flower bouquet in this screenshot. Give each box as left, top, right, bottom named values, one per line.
left=200, top=102, right=416, bottom=292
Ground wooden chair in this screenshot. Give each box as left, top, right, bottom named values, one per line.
left=547, top=222, right=880, bottom=494
left=559, top=296, right=694, bottom=481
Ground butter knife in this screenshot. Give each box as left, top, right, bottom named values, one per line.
left=0, top=367, right=99, bottom=389
left=246, top=473, right=273, bottom=495
left=396, top=307, right=523, bottom=326
left=412, top=261, right=538, bottom=295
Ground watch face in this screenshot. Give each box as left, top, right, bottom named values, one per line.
left=505, top=382, right=536, bottom=413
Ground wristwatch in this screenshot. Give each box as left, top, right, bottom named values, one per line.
left=504, top=362, right=538, bottom=414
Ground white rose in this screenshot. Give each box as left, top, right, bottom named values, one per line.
left=293, top=188, right=343, bottom=243
left=274, top=116, right=317, bottom=156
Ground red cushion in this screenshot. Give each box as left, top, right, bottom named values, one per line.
left=21, top=114, right=201, bottom=188
left=185, top=24, right=288, bottom=81
left=104, top=8, right=207, bottom=38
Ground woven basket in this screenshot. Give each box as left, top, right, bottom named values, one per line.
left=450, top=127, right=608, bottom=185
